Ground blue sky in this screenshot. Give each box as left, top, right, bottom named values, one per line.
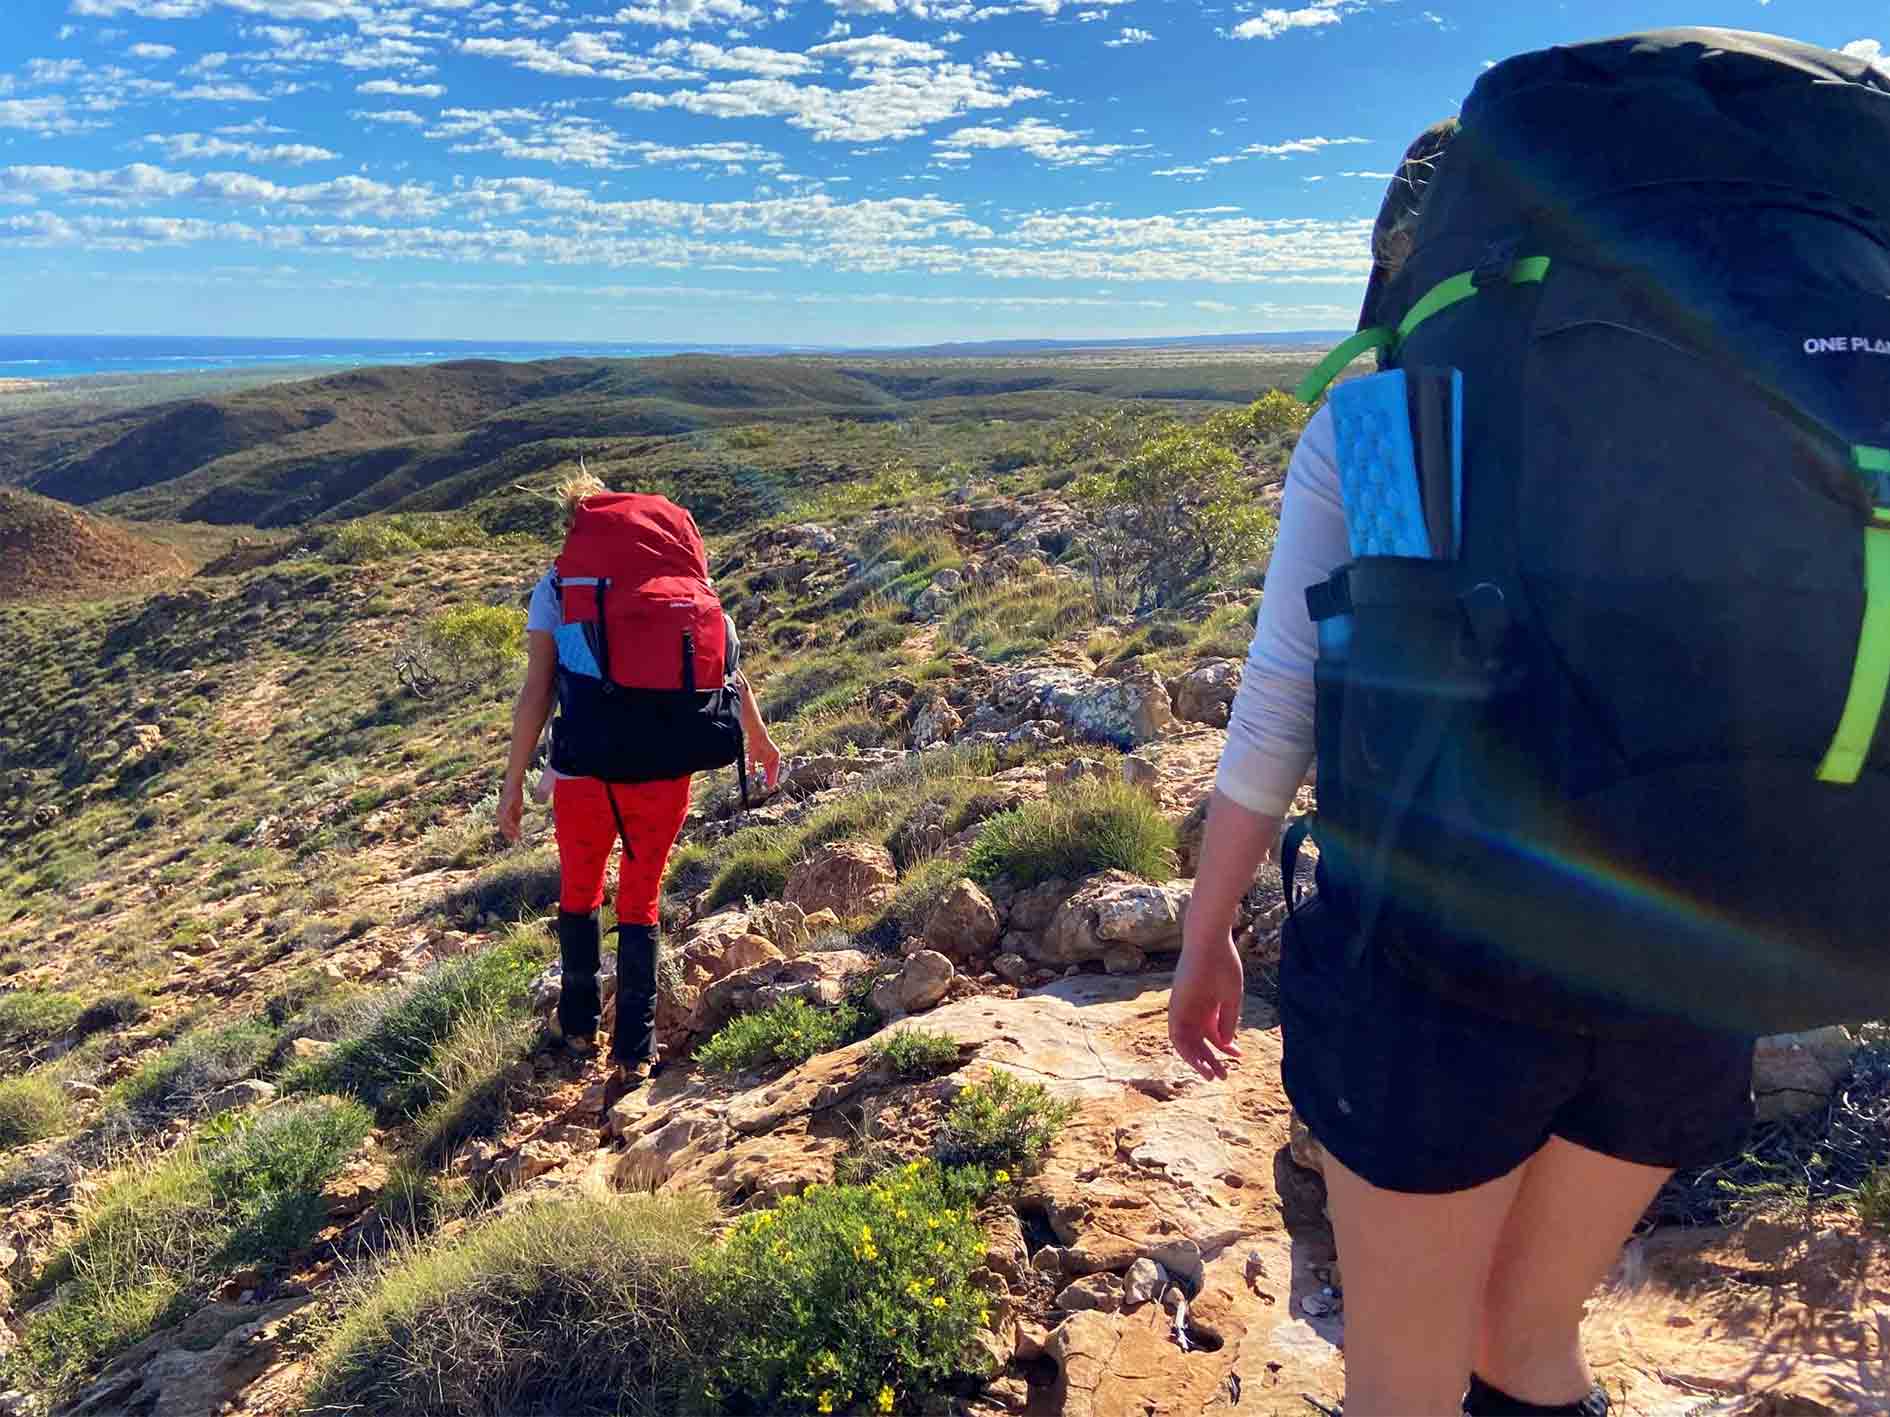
left=0, top=0, right=1882, bottom=345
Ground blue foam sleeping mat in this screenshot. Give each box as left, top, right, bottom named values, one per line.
left=1328, top=370, right=1433, bottom=559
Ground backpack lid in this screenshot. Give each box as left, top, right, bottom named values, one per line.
left=556, top=493, right=709, bottom=586
left=1450, top=29, right=1890, bottom=245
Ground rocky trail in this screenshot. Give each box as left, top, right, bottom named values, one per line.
left=1, top=485, right=1885, bottom=1417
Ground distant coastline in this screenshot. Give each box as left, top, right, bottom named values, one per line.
left=0, top=334, right=812, bottom=382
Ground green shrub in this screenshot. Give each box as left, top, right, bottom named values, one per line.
left=965, top=779, right=1176, bottom=888
left=307, top=1192, right=715, bottom=1417
left=16, top=1097, right=370, bottom=1402
left=1072, top=421, right=1274, bottom=611
left=0, top=1071, right=72, bottom=1150
left=73, top=992, right=152, bottom=1038
left=426, top=605, right=526, bottom=680
left=937, top=1069, right=1075, bottom=1172
left=327, top=521, right=421, bottom=563
left=444, top=847, right=562, bottom=920
left=285, top=940, right=541, bottom=1120
left=703, top=1162, right=990, bottom=1415
left=867, top=1028, right=960, bottom=1078
left=696, top=998, right=867, bottom=1076
left=117, top=1018, right=278, bottom=1123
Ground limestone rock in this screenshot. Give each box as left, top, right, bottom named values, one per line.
left=1171, top=659, right=1242, bottom=728
left=984, top=1374, right=1030, bottom=1411
left=493, top=1139, right=568, bottom=1189
left=1054, top=1272, right=1124, bottom=1314
left=1047, top=757, right=1107, bottom=787
left=1035, top=873, right=1190, bottom=965
left=64, top=1081, right=103, bottom=1101
left=691, top=950, right=878, bottom=1043
left=987, top=665, right=1174, bottom=750
left=910, top=695, right=963, bottom=749
left=285, top=1037, right=336, bottom=1064
left=1102, top=943, right=1147, bottom=976
left=1753, top=1027, right=1857, bottom=1122
left=1111, top=755, right=1156, bottom=801
left=993, top=953, right=1031, bottom=985
left=924, top=878, right=1001, bottom=960
left=65, top=1298, right=310, bottom=1417
left=203, top=1080, right=276, bottom=1116
left=784, top=841, right=898, bottom=918
left=1122, top=1257, right=1167, bottom=1308
left=871, top=950, right=956, bottom=1018
left=1288, top=1110, right=1328, bottom=1177
left=1008, top=876, right=1074, bottom=933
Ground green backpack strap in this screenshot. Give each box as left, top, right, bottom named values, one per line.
left=1294, top=256, right=1552, bottom=405
left=1818, top=446, right=1890, bottom=785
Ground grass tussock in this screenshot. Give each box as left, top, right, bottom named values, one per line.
left=14, top=1097, right=371, bottom=1403
left=306, top=1191, right=718, bottom=1417
left=695, top=997, right=868, bottom=1076
left=116, top=1017, right=278, bottom=1125
left=283, top=937, right=543, bottom=1121
left=965, top=779, right=1176, bottom=888
left=0, top=1070, right=73, bottom=1150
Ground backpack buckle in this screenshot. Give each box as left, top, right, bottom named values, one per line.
left=1471, top=238, right=1520, bottom=289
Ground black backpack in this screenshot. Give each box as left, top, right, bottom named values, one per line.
left=1289, top=29, right=1890, bottom=1036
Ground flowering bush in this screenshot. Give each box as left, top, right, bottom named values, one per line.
left=694, top=997, right=868, bottom=1076
left=703, top=1161, right=992, bottom=1415
left=937, top=1068, right=1076, bottom=1172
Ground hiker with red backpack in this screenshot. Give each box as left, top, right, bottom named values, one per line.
left=1171, top=30, right=1890, bottom=1417
left=500, top=474, right=780, bottom=1090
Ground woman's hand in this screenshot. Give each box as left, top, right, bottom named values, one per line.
left=751, top=732, right=782, bottom=791
left=498, top=778, right=526, bottom=844
left=1169, top=926, right=1245, bottom=1081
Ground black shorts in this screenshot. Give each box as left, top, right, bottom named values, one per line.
left=1278, top=895, right=1757, bottom=1195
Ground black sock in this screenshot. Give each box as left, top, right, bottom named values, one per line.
left=556, top=910, right=602, bottom=1039
left=1463, top=1374, right=1609, bottom=1417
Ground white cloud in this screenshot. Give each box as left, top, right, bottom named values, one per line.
left=437, top=109, right=782, bottom=168
left=1103, top=27, right=1152, bottom=46
left=460, top=34, right=698, bottom=81
left=650, top=39, right=818, bottom=77
left=127, top=42, right=178, bottom=59
left=26, top=58, right=89, bottom=85
left=1239, top=134, right=1368, bottom=158
left=610, top=0, right=763, bottom=28
left=938, top=116, right=1145, bottom=167
left=357, top=78, right=447, bottom=97
left=1231, top=6, right=1342, bottom=41
left=1152, top=164, right=1206, bottom=177
left=0, top=161, right=447, bottom=218
left=0, top=97, right=93, bottom=135
left=1843, top=38, right=1888, bottom=75
left=141, top=130, right=338, bottom=163
left=176, top=82, right=269, bottom=101
left=1194, top=299, right=1234, bottom=312
left=620, top=50, right=1045, bottom=143
left=980, top=49, right=1022, bottom=69
left=351, top=107, right=428, bottom=125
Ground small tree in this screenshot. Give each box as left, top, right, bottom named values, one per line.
left=395, top=605, right=525, bottom=696
left=1202, top=388, right=1316, bottom=452
left=1073, top=422, right=1274, bottom=612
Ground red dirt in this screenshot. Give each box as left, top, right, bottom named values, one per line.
left=0, top=488, right=188, bottom=603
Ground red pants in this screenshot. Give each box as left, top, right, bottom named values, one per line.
left=553, top=775, right=692, bottom=926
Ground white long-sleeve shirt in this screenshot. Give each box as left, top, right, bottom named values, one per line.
left=1215, top=406, right=1349, bottom=817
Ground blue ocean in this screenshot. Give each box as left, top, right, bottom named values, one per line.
left=0, top=334, right=807, bottom=380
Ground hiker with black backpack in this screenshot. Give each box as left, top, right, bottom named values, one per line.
left=1171, top=30, right=1890, bottom=1417
left=500, top=473, right=780, bottom=1092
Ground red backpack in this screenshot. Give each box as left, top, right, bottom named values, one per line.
left=548, top=493, right=744, bottom=793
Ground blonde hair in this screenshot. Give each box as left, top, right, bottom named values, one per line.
left=556, top=458, right=609, bottom=530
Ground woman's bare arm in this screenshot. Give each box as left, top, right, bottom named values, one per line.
left=499, top=631, right=558, bottom=841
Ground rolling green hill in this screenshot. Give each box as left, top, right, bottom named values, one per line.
left=0, top=353, right=1289, bottom=531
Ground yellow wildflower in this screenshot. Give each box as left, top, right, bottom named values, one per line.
left=817, top=1391, right=835, bottom=1415
left=933, top=1296, right=947, bottom=1309
left=994, top=1170, right=1011, bottom=1184
left=926, top=1218, right=939, bottom=1231
left=860, top=1224, right=875, bottom=1242
left=980, top=1308, right=991, bottom=1326
left=878, top=1385, right=896, bottom=1413
left=905, top=1160, right=922, bottom=1173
